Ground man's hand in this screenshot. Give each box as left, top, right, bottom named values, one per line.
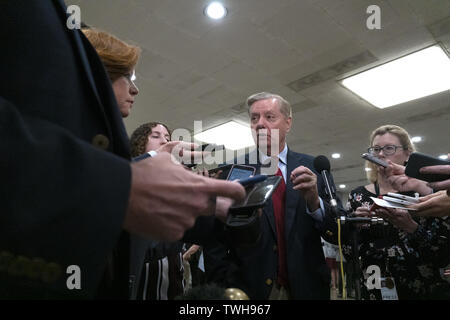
left=183, top=244, right=200, bottom=262
left=155, top=141, right=207, bottom=166
left=384, top=160, right=432, bottom=196
left=354, top=206, right=371, bottom=217
left=290, top=166, right=319, bottom=212
left=407, top=190, right=450, bottom=218
left=374, top=208, right=418, bottom=233
left=420, top=154, right=450, bottom=192
left=124, top=153, right=246, bottom=241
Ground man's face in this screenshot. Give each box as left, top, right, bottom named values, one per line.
left=249, top=98, right=292, bottom=155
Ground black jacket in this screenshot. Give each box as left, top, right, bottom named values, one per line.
left=0, top=0, right=131, bottom=299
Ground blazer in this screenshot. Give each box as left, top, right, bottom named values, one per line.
left=201, top=149, right=344, bottom=299
left=0, top=0, right=131, bottom=299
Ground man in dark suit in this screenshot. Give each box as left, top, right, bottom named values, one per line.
left=0, top=0, right=244, bottom=299
left=203, top=92, right=344, bottom=299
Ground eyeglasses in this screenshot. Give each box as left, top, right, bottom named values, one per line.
left=367, top=145, right=404, bottom=156
left=124, top=71, right=138, bottom=90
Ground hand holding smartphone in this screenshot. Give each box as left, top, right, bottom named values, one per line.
left=362, top=153, right=388, bottom=168
left=231, top=176, right=282, bottom=210
left=405, top=152, right=450, bottom=182
left=208, top=164, right=256, bottom=180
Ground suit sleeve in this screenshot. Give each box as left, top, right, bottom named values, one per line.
left=0, top=95, right=131, bottom=298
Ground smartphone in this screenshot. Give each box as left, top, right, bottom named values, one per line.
left=370, top=197, right=417, bottom=211
left=237, top=175, right=267, bottom=187
left=386, top=192, right=419, bottom=203
left=208, top=164, right=233, bottom=179
left=362, top=153, right=388, bottom=168
left=227, top=165, right=256, bottom=181
left=405, top=152, right=450, bottom=182
left=231, top=176, right=282, bottom=209
left=382, top=196, right=416, bottom=206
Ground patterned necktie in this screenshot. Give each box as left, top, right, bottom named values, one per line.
left=272, top=166, right=288, bottom=287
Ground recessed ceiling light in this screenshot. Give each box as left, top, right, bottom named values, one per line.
left=194, top=121, right=254, bottom=150
left=411, top=136, right=422, bottom=143
left=341, top=45, right=450, bottom=108
left=205, top=2, right=227, bottom=20
left=331, top=153, right=341, bottom=159
left=438, top=154, right=449, bottom=160
left=339, top=184, right=346, bottom=189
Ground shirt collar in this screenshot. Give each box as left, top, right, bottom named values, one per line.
left=259, top=143, right=288, bottom=165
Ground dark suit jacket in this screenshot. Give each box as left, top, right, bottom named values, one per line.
left=0, top=0, right=131, bottom=299
left=200, top=149, right=344, bottom=300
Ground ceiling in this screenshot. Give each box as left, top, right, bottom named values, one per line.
left=71, top=0, right=450, bottom=196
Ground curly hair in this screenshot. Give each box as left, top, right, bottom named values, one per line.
left=130, top=122, right=171, bottom=158
left=82, top=28, right=141, bottom=82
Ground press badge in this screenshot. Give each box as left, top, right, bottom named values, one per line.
left=380, top=277, right=398, bottom=300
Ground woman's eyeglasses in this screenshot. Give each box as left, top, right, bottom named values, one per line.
left=367, top=145, right=404, bottom=156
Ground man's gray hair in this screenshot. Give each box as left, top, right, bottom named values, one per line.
left=246, top=92, right=292, bottom=118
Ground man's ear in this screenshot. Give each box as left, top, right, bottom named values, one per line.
left=286, top=116, right=292, bottom=133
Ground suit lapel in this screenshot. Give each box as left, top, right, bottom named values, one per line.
left=245, top=151, right=277, bottom=237
left=285, top=149, right=302, bottom=238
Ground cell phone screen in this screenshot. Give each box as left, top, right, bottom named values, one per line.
left=228, top=167, right=254, bottom=181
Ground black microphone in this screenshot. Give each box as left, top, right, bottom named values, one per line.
left=313, top=155, right=338, bottom=213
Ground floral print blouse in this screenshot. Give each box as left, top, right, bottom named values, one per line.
left=344, top=185, right=450, bottom=300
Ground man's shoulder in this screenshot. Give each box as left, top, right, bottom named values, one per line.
left=288, top=149, right=314, bottom=164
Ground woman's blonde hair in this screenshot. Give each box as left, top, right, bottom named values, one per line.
left=82, top=28, right=141, bottom=82
left=365, top=124, right=416, bottom=183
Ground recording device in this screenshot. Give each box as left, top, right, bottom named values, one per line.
left=208, top=164, right=256, bottom=180
left=405, top=152, right=450, bottom=182
left=225, top=176, right=282, bottom=246
left=313, top=155, right=338, bottom=215
left=339, top=216, right=384, bottom=225
left=361, top=153, right=388, bottom=168
left=230, top=176, right=281, bottom=210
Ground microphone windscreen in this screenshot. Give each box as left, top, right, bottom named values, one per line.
left=314, top=155, right=331, bottom=172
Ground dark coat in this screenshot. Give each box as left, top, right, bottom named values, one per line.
left=0, top=0, right=131, bottom=299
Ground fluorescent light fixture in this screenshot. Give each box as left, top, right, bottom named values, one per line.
left=438, top=154, right=448, bottom=160
left=331, top=153, right=341, bottom=159
left=194, top=121, right=255, bottom=150
left=339, top=184, right=346, bottom=189
left=411, top=136, right=422, bottom=143
left=365, top=167, right=372, bottom=172
left=341, top=45, right=450, bottom=108
left=205, top=2, right=227, bottom=20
